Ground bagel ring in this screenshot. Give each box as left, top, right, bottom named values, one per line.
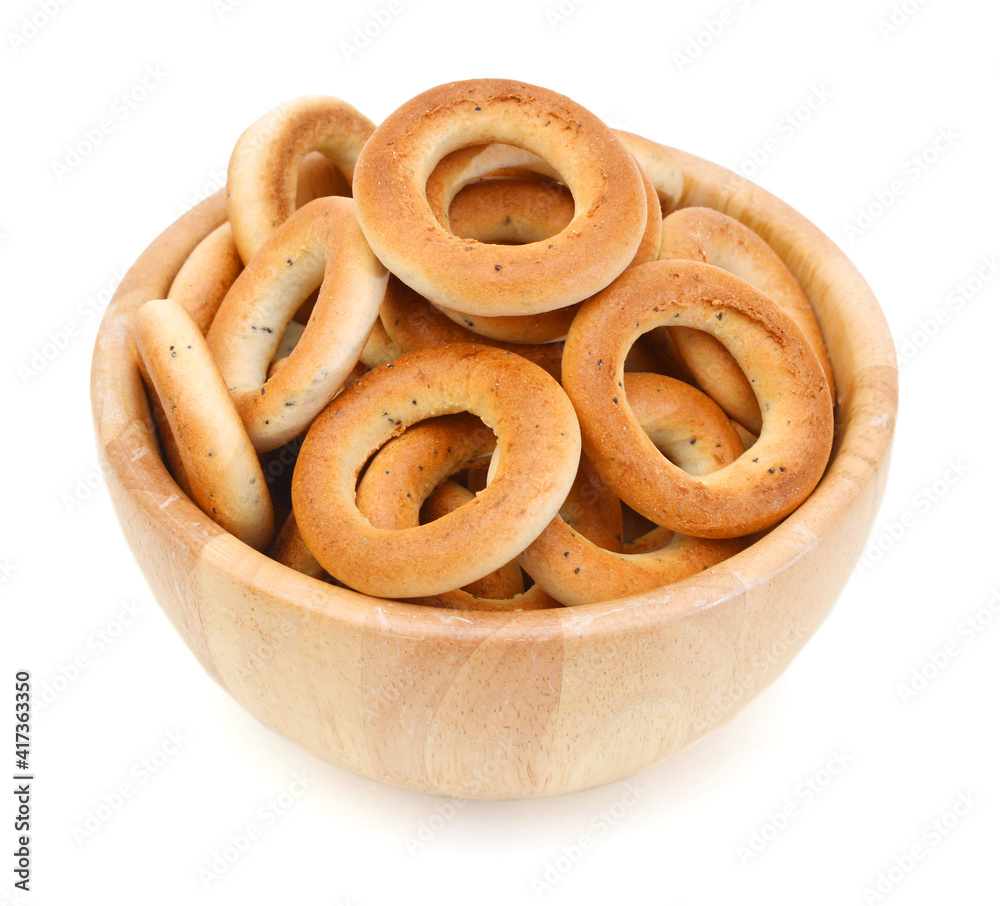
left=426, top=142, right=661, bottom=267
left=448, top=175, right=573, bottom=244
left=266, top=511, right=326, bottom=580
left=167, top=151, right=352, bottom=337
left=166, top=222, right=243, bottom=335
left=207, top=196, right=388, bottom=453
left=519, top=373, right=746, bottom=605
left=658, top=206, right=835, bottom=434
left=359, top=318, right=402, bottom=369
left=615, top=131, right=685, bottom=215
left=227, top=95, right=375, bottom=263
left=440, top=172, right=577, bottom=344
left=355, top=414, right=552, bottom=611
left=352, top=78, right=647, bottom=317
left=424, top=141, right=661, bottom=342
left=135, top=298, right=274, bottom=551
left=561, top=260, right=834, bottom=538
left=154, top=223, right=244, bottom=494
left=291, top=344, right=582, bottom=598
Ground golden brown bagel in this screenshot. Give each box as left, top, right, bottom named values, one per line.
left=227, top=95, right=375, bottom=263
left=135, top=298, right=274, bottom=551
left=658, top=207, right=835, bottom=434
left=519, top=373, right=746, bottom=605
left=207, top=197, right=388, bottom=453
left=352, top=79, right=647, bottom=317
left=562, top=260, right=834, bottom=538
left=292, top=344, right=582, bottom=598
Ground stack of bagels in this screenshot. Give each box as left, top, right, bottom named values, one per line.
left=134, top=78, right=835, bottom=610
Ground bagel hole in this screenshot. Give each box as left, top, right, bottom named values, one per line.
left=295, top=150, right=352, bottom=206
left=620, top=503, right=658, bottom=545
left=291, top=287, right=322, bottom=326
left=428, top=142, right=575, bottom=245
left=447, top=175, right=573, bottom=245
left=354, top=415, right=497, bottom=512
left=260, top=434, right=304, bottom=511
left=626, top=330, right=696, bottom=383
left=624, top=331, right=754, bottom=475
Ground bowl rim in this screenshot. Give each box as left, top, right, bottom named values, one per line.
left=91, top=145, right=898, bottom=646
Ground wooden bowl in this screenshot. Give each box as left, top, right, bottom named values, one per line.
left=91, top=149, right=897, bottom=798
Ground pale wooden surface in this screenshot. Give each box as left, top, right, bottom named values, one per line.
left=90, top=149, right=898, bottom=799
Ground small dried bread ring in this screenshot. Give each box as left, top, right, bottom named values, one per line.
left=135, top=298, right=274, bottom=551
left=562, top=260, right=834, bottom=538
left=294, top=149, right=351, bottom=209
left=519, top=374, right=745, bottom=605
left=423, top=485, right=525, bottom=599
left=355, top=414, right=533, bottom=609
left=524, top=523, right=743, bottom=606
left=356, top=414, right=497, bottom=528
left=359, top=318, right=402, bottom=369
left=352, top=78, right=647, bottom=317
left=425, top=143, right=662, bottom=343
left=441, top=174, right=577, bottom=343
left=266, top=511, right=325, bottom=580
left=659, top=207, right=836, bottom=434
left=166, top=152, right=350, bottom=336
left=442, top=159, right=661, bottom=343
left=207, top=197, right=388, bottom=453
left=425, top=143, right=560, bottom=230
left=624, top=372, right=747, bottom=475
left=291, top=344, right=582, bottom=598
left=227, top=95, right=375, bottom=263
left=166, top=222, right=243, bottom=334
left=380, top=277, right=564, bottom=382
left=615, top=131, right=684, bottom=215
left=428, top=143, right=663, bottom=269
left=150, top=220, right=243, bottom=490
left=356, top=416, right=618, bottom=610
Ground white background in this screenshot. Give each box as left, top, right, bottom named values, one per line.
left=2, top=0, right=998, bottom=903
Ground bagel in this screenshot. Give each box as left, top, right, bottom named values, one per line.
left=207, top=197, right=388, bottom=453
left=519, top=373, right=746, bottom=605
left=352, top=79, right=647, bottom=317
left=356, top=414, right=550, bottom=611
left=227, top=95, right=375, bottom=263
left=561, top=260, right=834, bottom=538
left=615, top=131, right=684, bottom=215
left=437, top=172, right=578, bottom=344
left=424, top=141, right=661, bottom=342
left=657, top=206, right=835, bottom=434
left=291, top=344, right=582, bottom=598
left=135, top=298, right=274, bottom=551
left=166, top=222, right=243, bottom=334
